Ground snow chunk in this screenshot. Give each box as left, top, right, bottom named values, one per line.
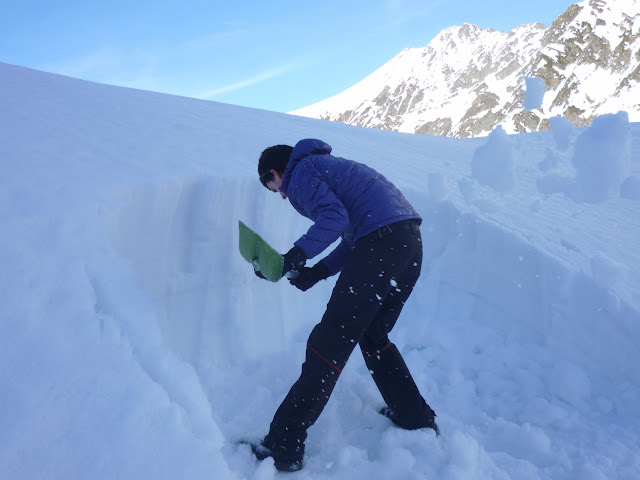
left=446, top=431, right=480, bottom=471
left=384, top=448, right=416, bottom=474
left=548, top=116, right=574, bottom=151
left=487, top=419, right=552, bottom=464
left=471, top=126, right=515, bottom=192
left=620, top=175, right=640, bottom=200
left=571, top=112, right=631, bottom=203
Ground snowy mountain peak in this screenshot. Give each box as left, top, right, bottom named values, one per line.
left=293, top=0, right=640, bottom=137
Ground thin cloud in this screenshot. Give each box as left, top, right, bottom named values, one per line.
left=182, top=28, right=248, bottom=51
left=40, top=50, right=164, bottom=93
left=197, top=63, right=299, bottom=99
left=41, top=49, right=120, bottom=79
left=381, top=0, right=449, bottom=31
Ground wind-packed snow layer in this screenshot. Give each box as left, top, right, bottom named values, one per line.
left=1, top=62, right=639, bottom=479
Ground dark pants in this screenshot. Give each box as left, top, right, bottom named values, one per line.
left=265, top=220, right=433, bottom=451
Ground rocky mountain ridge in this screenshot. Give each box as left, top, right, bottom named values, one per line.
left=293, top=0, right=640, bottom=137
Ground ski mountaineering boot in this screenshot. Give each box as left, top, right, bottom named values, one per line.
left=243, top=437, right=304, bottom=472
left=379, top=401, right=440, bottom=436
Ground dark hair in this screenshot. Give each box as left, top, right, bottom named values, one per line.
left=258, top=145, right=293, bottom=186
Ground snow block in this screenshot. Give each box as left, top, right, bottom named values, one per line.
left=620, top=175, right=640, bottom=200
left=548, top=116, right=574, bottom=151
left=571, top=112, right=630, bottom=203
left=471, top=126, right=515, bottom=192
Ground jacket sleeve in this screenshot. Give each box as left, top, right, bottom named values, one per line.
left=291, top=160, right=349, bottom=259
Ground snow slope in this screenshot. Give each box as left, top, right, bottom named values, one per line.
left=1, top=61, right=639, bottom=479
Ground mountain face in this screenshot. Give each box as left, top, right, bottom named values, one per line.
left=292, top=0, right=640, bottom=138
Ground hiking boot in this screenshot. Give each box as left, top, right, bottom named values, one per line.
left=379, top=406, right=440, bottom=436
left=248, top=441, right=304, bottom=472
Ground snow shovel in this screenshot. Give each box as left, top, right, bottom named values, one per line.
left=238, top=220, right=285, bottom=282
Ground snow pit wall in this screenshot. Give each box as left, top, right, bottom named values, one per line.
left=105, top=176, right=324, bottom=369
left=105, top=177, right=640, bottom=394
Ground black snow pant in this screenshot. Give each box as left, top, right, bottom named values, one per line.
left=264, top=219, right=434, bottom=452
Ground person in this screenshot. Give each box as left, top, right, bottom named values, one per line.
left=250, top=138, right=438, bottom=472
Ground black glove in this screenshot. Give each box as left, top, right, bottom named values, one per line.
left=282, top=245, right=307, bottom=276
left=254, top=269, right=266, bottom=280
left=289, top=261, right=330, bottom=291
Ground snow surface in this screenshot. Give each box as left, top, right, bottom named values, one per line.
left=1, top=61, right=639, bottom=479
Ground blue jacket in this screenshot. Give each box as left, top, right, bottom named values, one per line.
left=281, top=139, right=421, bottom=276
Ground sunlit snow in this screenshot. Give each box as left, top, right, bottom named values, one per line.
left=1, top=62, right=639, bottom=479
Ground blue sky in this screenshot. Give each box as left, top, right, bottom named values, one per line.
left=1, top=0, right=573, bottom=113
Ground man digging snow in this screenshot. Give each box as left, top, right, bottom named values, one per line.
left=248, top=138, right=439, bottom=472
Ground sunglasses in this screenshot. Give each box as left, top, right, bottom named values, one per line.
left=259, top=170, right=274, bottom=187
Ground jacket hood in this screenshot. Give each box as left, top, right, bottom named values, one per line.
left=281, top=139, right=332, bottom=192
left=291, top=138, right=332, bottom=162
